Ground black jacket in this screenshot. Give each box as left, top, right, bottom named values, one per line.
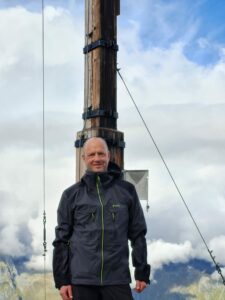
left=53, top=169, right=150, bottom=288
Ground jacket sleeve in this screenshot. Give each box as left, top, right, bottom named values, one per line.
left=128, top=185, right=150, bottom=284
left=52, top=191, right=73, bottom=289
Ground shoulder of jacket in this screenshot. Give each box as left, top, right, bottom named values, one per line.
left=63, top=181, right=84, bottom=198
left=115, top=178, right=135, bottom=192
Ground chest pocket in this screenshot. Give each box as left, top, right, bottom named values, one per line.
left=108, top=204, right=129, bottom=226
left=75, top=207, right=97, bottom=227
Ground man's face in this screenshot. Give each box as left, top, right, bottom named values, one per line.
left=82, top=138, right=110, bottom=172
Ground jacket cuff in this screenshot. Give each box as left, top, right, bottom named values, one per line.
left=134, top=264, right=151, bottom=284
left=55, top=278, right=71, bottom=289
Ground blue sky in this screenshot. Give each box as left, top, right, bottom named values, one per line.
left=119, top=0, right=225, bottom=65
left=1, top=0, right=225, bottom=65
left=0, top=0, right=225, bottom=285
left=2, top=0, right=225, bottom=58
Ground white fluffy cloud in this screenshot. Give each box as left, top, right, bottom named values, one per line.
left=148, top=240, right=193, bottom=271
left=0, top=5, right=81, bottom=268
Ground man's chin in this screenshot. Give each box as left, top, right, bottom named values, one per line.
left=92, top=166, right=106, bottom=172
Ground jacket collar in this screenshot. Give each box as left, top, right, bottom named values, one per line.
left=81, top=162, right=122, bottom=190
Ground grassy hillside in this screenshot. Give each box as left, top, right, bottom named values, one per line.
left=171, top=276, right=225, bottom=300
left=16, top=272, right=60, bottom=300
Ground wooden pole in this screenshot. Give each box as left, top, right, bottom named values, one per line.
left=75, top=0, right=124, bottom=180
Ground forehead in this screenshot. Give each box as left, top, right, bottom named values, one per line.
left=83, top=139, right=108, bottom=153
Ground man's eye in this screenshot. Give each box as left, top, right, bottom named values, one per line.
left=98, top=153, right=105, bottom=157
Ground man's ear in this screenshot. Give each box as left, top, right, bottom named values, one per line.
left=107, top=151, right=110, bottom=161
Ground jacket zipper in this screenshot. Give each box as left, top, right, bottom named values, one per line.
left=96, top=176, right=104, bottom=285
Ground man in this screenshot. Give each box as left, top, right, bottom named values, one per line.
left=53, top=137, right=150, bottom=300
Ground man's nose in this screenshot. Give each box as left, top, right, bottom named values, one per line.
left=93, top=153, right=101, bottom=159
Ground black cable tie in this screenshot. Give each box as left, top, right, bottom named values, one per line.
left=83, top=39, right=119, bottom=54
left=82, top=109, right=118, bottom=120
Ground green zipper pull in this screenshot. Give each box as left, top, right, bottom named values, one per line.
left=112, top=212, right=115, bottom=221
left=112, top=204, right=120, bottom=208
